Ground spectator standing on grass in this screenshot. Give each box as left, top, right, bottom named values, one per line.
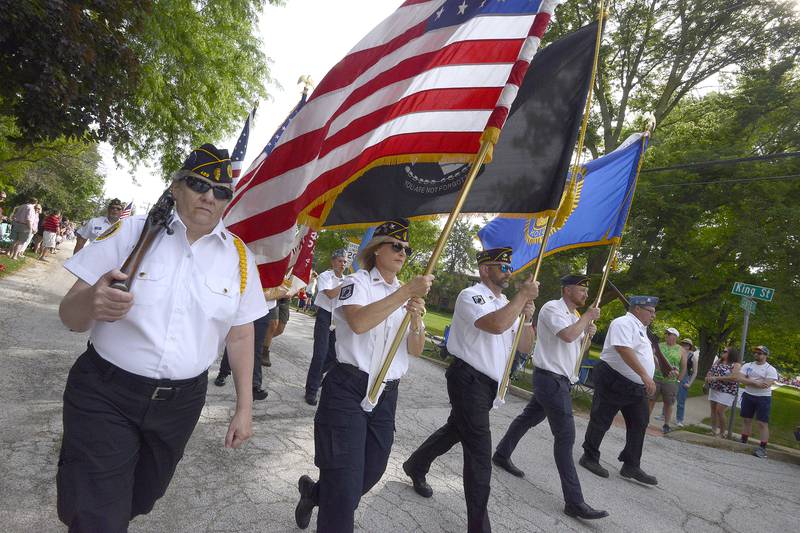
left=737, top=346, right=779, bottom=458
left=675, top=338, right=699, bottom=427
left=39, top=209, right=61, bottom=261
left=8, top=197, right=37, bottom=260
left=705, top=347, right=740, bottom=438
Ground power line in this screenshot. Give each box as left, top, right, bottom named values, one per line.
left=642, top=151, right=800, bottom=173
left=646, top=173, right=800, bottom=188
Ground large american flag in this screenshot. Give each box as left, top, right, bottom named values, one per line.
left=225, top=0, right=562, bottom=288
left=230, top=105, right=257, bottom=181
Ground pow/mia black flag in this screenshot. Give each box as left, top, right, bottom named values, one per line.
left=322, top=22, right=600, bottom=228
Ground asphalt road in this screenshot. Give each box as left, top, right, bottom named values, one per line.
left=1, top=252, right=798, bottom=532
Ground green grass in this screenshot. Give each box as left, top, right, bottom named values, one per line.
left=701, top=386, right=800, bottom=449
left=0, top=250, right=38, bottom=278
left=423, top=308, right=452, bottom=337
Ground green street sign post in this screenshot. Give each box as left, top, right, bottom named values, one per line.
left=731, top=282, right=775, bottom=302
left=740, top=297, right=756, bottom=315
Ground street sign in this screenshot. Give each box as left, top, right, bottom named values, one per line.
left=731, top=282, right=775, bottom=302
left=740, top=297, right=756, bottom=315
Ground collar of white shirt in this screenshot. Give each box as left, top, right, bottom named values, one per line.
left=474, top=281, right=502, bottom=302
left=168, top=211, right=227, bottom=243
left=368, top=267, right=400, bottom=288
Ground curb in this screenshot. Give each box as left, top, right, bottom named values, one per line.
left=665, top=430, right=800, bottom=466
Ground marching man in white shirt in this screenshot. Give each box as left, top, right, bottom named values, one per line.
left=73, top=198, right=125, bottom=254
left=294, top=218, right=433, bottom=532
left=402, top=247, right=538, bottom=533
left=303, top=248, right=347, bottom=405
left=579, top=295, right=660, bottom=485
left=493, top=274, right=608, bottom=520
left=57, top=144, right=267, bottom=531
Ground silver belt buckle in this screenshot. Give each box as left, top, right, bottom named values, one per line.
left=152, top=386, right=173, bottom=400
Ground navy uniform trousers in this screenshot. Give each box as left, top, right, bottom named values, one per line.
left=305, top=309, right=338, bottom=397
left=57, top=345, right=207, bottom=532
left=218, top=312, right=269, bottom=387
left=581, top=361, right=649, bottom=467
left=495, top=368, right=584, bottom=505
left=308, top=362, right=399, bottom=533
left=405, top=357, right=495, bottom=533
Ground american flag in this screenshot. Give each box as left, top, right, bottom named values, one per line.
left=230, top=105, right=257, bottom=181
left=225, top=0, right=562, bottom=288
left=119, top=201, right=133, bottom=219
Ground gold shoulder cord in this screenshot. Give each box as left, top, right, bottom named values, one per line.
left=232, top=235, right=247, bottom=295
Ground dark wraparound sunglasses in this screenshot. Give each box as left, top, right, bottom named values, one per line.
left=487, top=263, right=513, bottom=273
left=183, top=175, right=233, bottom=200
left=387, top=242, right=412, bottom=255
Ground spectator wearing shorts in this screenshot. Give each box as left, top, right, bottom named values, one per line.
left=648, top=327, right=686, bottom=434
left=39, top=210, right=61, bottom=261
left=737, top=346, right=779, bottom=458
left=705, top=347, right=740, bottom=437
left=9, top=197, right=37, bottom=260
left=262, top=297, right=290, bottom=367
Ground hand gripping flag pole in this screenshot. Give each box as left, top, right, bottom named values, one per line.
left=496, top=1, right=607, bottom=402
left=574, top=130, right=650, bottom=378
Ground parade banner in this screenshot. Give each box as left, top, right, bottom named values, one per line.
left=322, top=21, right=599, bottom=228
left=224, top=0, right=563, bottom=288
left=478, top=132, right=649, bottom=273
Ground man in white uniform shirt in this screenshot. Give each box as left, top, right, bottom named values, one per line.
left=737, top=345, right=779, bottom=458
left=579, top=295, right=659, bottom=485
left=73, top=198, right=125, bottom=254
left=403, top=247, right=538, bottom=533
left=493, top=274, right=608, bottom=520
left=304, top=249, right=347, bottom=405
left=57, top=144, right=267, bottom=531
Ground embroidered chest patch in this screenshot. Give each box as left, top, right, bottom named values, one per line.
left=339, top=284, right=355, bottom=301
left=472, top=295, right=485, bottom=305
left=96, top=220, right=122, bottom=241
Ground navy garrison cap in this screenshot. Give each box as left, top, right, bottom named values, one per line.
left=180, top=144, right=233, bottom=184
left=629, top=295, right=659, bottom=307
left=561, top=274, right=590, bottom=287
left=477, top=247, right=512, bottom=265
left=374, top=218, right=410, bottom=242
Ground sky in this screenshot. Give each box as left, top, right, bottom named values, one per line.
left=101, top=0, right=401, bottom=213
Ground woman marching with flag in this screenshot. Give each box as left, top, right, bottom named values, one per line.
left=294, top=219, right=434, bottom=532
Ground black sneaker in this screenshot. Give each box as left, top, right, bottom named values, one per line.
left=295, top=475, right=316, bottom=529
left=662, top=424, right=672, bottom=435
left=253, top=387, right=268, bottom=401
left=578, top=455, right=609, bottom=478
left=214, top=374, right=227, bottom=387
left=620, top=464, right=658, bottom=485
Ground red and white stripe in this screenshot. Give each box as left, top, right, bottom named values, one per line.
left=225, top=0, right=561, bottom=288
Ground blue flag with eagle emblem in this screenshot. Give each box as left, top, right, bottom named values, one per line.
left=478, top=132, right=649, bottom=273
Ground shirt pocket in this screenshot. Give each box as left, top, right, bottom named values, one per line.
left=200, top=274, right=239, bottom=321
left=130, top=262, right=168, bottom=306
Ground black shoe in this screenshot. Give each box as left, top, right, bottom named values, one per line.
left=304, top=392, right=317, bottom=406
left=492, top=452, right=525, bottom=478
left=620, top=464, right=658, bottom=485
left=578, top=455, right=609, bottom=478
left=253, top=387, right=268, bottom=401
left=295, top=475, right=316, bottom=529
left=662, top=424, right=672, bottom=434
left=564, top=502, right=609, bottom=520
left=402, top=460, right=433, bottom=498
left=214, top=374, right=227, bottom=387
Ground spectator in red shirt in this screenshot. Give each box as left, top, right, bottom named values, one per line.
left=39, top=210, right=61, bottom=261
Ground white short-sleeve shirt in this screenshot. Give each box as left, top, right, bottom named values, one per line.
left=740, top=362, right=778, bottom=397
left=447, top=282, right=519, bottom=382
left=313, top=269, right=345, bottom=312
left=64, top=213, right=268, bottom=379
left=533, top=298, right=583, bottom=380
left=333, top=268, right=411, bottom=381
left=600, top=312, right=655, bottom=384
left=77, top=216, right=117, bottom=242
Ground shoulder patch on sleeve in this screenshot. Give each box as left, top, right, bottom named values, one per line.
left=472, top=295, right=485, bottom=305
left=339, top=283, right=355, bottom=301
left=95, top=220, right=122, bottom=241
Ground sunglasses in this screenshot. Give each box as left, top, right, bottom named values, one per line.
left=183, top=175, right=233, bottom=200
left=487, top=263, right=513, bottom=273
left=386, top=242, right=412, bottom=255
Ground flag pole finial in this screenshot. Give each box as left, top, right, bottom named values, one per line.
left=297, top=74, right=315, bottom=94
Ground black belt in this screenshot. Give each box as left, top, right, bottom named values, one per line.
left=337, top=362, right=400, bottom=392
left=87, top=344, right=208, bottom=401
left=534, top=367, right=570, bottom=382
left=450, top=357, right=498, bottom=388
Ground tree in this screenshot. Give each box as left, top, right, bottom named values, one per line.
left=0, top=0, right=280, bottom=174
left=440, top=218, right=478, bottom=274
